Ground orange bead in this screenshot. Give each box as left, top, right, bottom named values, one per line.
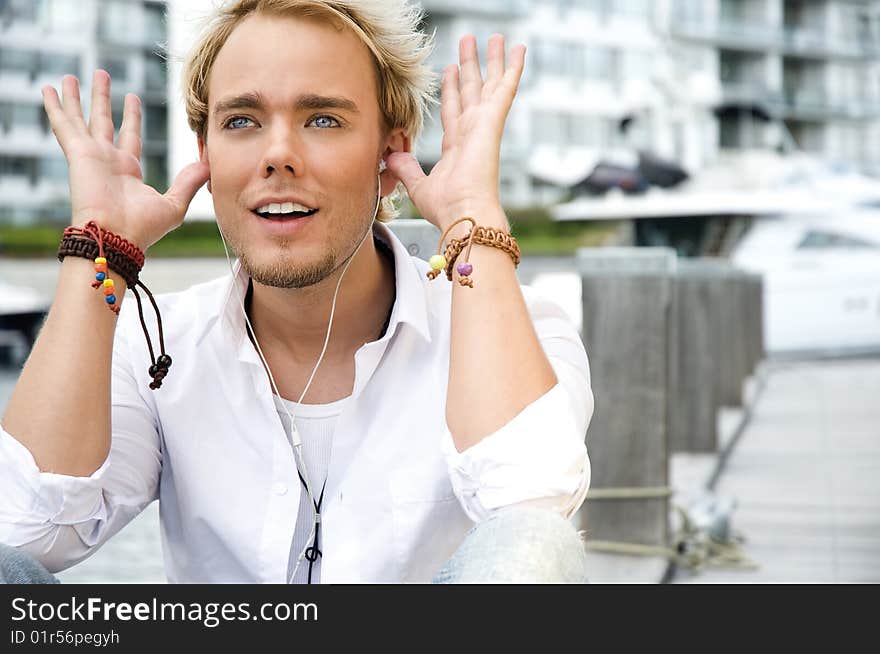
left=95, top=263, right=108, bottom=273
left=104, top=286, right=115, bottom=295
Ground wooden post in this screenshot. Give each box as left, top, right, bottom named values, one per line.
left=668, top=260, right=723, bottom=453
left=747, top=272, right=765, bottom=373
left=576, top=247, right=676, bottom=549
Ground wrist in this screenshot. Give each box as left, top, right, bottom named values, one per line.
left=440, top=203, right=508, bottom=239
left=71, top=218, right=150, bottom=253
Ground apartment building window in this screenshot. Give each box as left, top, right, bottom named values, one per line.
left=532, top=110, right=562, bottom=146
left=38, top=0, right=87, bottom=33
left=40, top=52, right=80, bottom=77
left=581, top=0, right=613, bottom=22
left=98, top=55, right=128, bottom=83
left=144, top=155, right=167, bottom=192
left=145, top=104, right=167, bottom=142
left=0, top=47, right=37, bottom=77
left=0, top=0, right=38, bottom=23
left=99, top=0, right=134, bottom=44
left=532, top=39, right=562, bottom=77
left=613, top=0, right=651, bottom=22
left=585, top=46, right=614, bottom=81
left=620, top=50, right=652, bottom=82
left=144, top=2, right=165, bottom=45
left=145, top=56, right=167, bottom=91
left=0, top=155, right=37, bottom=183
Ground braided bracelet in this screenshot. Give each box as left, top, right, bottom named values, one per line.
left=58, top=221, right=172, bottom=390
left=426, top=217, right=521, bottom=288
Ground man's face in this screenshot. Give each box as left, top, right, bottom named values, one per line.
left=201, top=13, right=396, bottom=288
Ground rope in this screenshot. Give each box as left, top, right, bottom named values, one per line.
left=587, top=486, right=673, bottom=500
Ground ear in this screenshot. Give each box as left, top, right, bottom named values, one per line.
left=197, top=134, right=212, bottom=194
left=379, top=128, right=410, bottom=197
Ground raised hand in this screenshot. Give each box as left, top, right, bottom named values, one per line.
left=385, top=34, right=525, bottom=233
left=42, top=70, right=209, bottom=250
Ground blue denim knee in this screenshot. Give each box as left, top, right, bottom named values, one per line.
left=0, top=543, right=60, bottom=585
left=432, top=506, right=588, bottom=583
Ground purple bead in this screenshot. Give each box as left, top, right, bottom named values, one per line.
left=457, top=262, right=473, bottom=276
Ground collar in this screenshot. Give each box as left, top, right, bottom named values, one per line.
left=212, top=221, right=433, bottom=349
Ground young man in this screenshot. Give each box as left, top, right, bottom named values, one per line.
left=0, top=0, right=593, bottom=583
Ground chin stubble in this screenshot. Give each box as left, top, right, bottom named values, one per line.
left=238, top=248, right=338, bottom=289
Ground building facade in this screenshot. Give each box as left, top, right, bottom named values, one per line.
left=0, top=0, right=169, bottom=224
left=418, top=0, right=880, bottom=208
left=2, top=0, right=878, bottom=223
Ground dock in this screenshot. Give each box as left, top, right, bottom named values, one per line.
left=584, top=355, right=880, bottom=583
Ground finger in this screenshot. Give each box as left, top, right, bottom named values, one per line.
left=41, top=85, right=77, bottom=151
left=458, top=35, right=483, bottom=110
left=88, top=69, right=115, bottom=143
left=483, top=34, right=505, bottom=98
left=499, top=44, right=526, bottom=102
left=440, top=65, right=461, bottom=151
left=117, top=93, right=142, bottom=160
left=164, top=160, right=210, bottom=214
left=59, top=75, right=86, bottom=129
left=384, top=151, right=426, bottom=200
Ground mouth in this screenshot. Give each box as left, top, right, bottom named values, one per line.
left=251, top=202, right=319, bottom=221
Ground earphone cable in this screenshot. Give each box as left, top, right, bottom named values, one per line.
left=219, top=168, right=384, bottom=584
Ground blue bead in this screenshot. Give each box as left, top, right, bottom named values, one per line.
left=95, top=272, right=106, bottom=281
left=105, top=294, right=117, bottom=304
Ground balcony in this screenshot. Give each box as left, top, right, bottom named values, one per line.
left=780, top=90, right=880, bottom=121
left=671, top=17, right=783, bottom=51
left=720, top=82, right=786, bottom=115
left=419, top=0, right=529, bottom=18
left=673, top=17, right=880, bottom=59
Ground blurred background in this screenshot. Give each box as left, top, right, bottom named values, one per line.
left=0, top=0, right=878, bottom=583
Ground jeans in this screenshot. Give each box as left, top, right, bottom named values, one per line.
left=0, top=507, right=587, bottom=584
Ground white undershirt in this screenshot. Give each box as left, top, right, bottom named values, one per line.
left=273, top=394, right=346, bottom=584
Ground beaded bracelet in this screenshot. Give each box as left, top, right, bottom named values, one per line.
left=58, top=221, right=172, bottom=390
left=426, top=217, right=521, bottom=288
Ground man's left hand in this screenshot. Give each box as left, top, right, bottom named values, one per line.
left=385, top=34, right=526, bottom=235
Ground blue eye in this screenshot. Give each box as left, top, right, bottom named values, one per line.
left=225, top=116, right=254, bottom=129
left=310, top=115, right=340, bottom=129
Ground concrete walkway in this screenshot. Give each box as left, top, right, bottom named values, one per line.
left=672, top=356, right=880, bottom=583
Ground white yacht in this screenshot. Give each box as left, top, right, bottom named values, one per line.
left=550, top=151, right=880, bottom=355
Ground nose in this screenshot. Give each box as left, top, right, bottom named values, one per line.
left=259, top=125, right=304, bottom=179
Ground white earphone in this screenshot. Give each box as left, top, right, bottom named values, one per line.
left=218, top=164, right=384, bottom=583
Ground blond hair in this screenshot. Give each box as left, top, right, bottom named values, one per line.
left=182, top=0, right=437, bottom=221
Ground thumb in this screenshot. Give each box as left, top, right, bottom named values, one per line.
left=385, top=152, right=426, bottom=199
left=164, top=160, right=210, bottom=214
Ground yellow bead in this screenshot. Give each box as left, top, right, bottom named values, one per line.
left=103, top=278, right=114, bottom=288
left=94, top=257, right=107, bottom=264
left=429, top=254, right=446, bottom=271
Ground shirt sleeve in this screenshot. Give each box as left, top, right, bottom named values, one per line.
left=440, top=285, right=593, bottom=523
left=0, top=309, right=162, bottom=573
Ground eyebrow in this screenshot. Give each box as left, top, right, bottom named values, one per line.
left=212, top=91, right=360, bottom=116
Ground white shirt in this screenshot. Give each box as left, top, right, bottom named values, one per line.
left=0, top=222, right=593, bottom=583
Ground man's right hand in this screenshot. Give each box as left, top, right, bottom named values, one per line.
left=42, top=69, right=210, bottom=251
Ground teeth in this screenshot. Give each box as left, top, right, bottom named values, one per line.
left=255, top=202, right=314, bottom=214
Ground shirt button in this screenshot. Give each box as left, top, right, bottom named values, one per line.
left=272, top=482, right=288, bottom=496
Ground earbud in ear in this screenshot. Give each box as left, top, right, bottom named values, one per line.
left=378, top=159, right=387, bottom=173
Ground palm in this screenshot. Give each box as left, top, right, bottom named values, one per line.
left=387, top=35, right=525, bottom=231
left=43, top=71, right=208, bottom=249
